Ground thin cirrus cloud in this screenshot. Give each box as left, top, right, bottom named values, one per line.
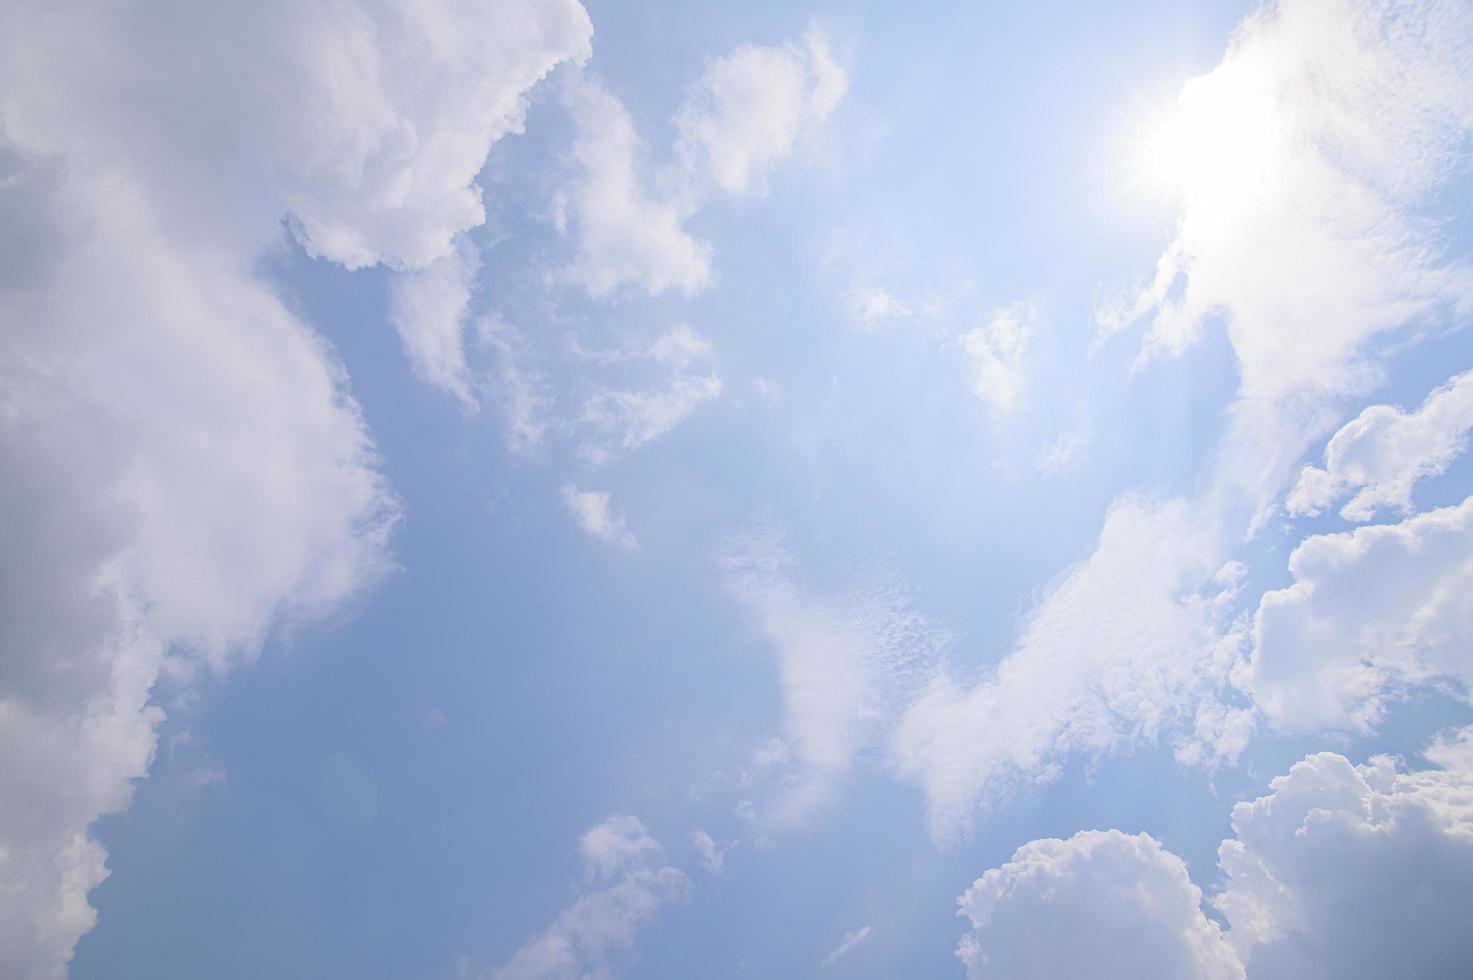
left=718, top=525, right=949, bottom=829
left=484, top=816, right=689, bottom=980
left=822, top=925, right=873, bottom=968
left=0, top=0, right=592, bottom=975
left=560, top=485, right=638, bottom=548
left=892, top=496, right=1250, bottom=843
left=957, top=301, right=1040, bottom=417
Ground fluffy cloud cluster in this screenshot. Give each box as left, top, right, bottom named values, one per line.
left=961, top=726, right=1473, bottom=980
left=957, top=830, right=1243, bottom=980
left=1216, top=727, right=1473, bottom=978
left=558, top=35, right=845, bottom=297
left=1288, top=369, right=1473, bottom=521
left=0, top=1, right=594, bottom=975
left=1247, top=494, right=1473, bottom=732
left=488, top=816, right=689, bottom=980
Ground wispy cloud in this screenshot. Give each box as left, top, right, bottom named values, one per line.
left=823, top=925, right=872, bottom=967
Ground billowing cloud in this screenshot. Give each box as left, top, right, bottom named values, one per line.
left=958, top=302, right=1039, bottom=416
left=959, top=727, right=1473, bottom=980
left=1246, top=494, right=1473, bottom=732
left=1288, top=369, right=1473, bottom=521
left=676, top=35, right=846, bottom=195
left=893, top=497, right=1249, bottom=843
left=957, top=830, right=1243, bottom=980
left=0, top=0, right=594, bottom=973
left=1216, top=726, right=1473, bottom=979
left=560, top=486, right=638, bottom=548
left=488, top=816, right=689, bottom=980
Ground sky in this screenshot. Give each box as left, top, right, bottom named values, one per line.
left=3, top=0, right=1473, bottom=978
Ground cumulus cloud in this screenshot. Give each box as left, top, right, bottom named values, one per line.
left=0, top=1, right=594, bottom=973
left=487, top=816, right=689, bottom=980
left=675, top=34, right=846, bottom=195
left=1287, top=369, right=1473, bottom=521
left=1216, top=727, right=1473, bottom=979
left=958, top=302, right=1039, bottom=416
left=558, top=76, right=712, bottom=298
left=1246, top=494, right=1473, bottom=732
left=720, top=528, right=949, bottom=828
left=560, top=486, right=637, bottom=548
left=1101, top=0, right=1473, bottom=404
left=963, top=728, right=1473, bottom=980
left=957, top=830, right=1243, bottom=980
left=892, top=497, right=1249, bottom=843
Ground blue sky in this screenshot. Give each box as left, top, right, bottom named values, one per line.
left=4, top=0, right=1473, bottom=978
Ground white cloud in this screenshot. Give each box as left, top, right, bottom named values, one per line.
left=1037, top=416, right=1092, bottom=474
left=559, top=76, right=711, bottom=298
left=1102, top=0, right=1473, bottom=403
left=848, top=286, right=912, bottom=326
left=1216, top=726, right=1473, bottom=979
left=688, top=830, right=735, bottom=876
left=1245, top=494, right=1473, bottom=733
left=720, top=529, right=948, bottom=828
left=388, top=236, right=482, bottom=408
left=557, top=33, right=844, bottom=297
left=560, top=486, right=637, bottom=548
left=1287, top=368, right=1473, bottom=521
left=579, top=374, right=722, bottom=466
left=676, top=34, right=847, bottom=196
left=478, top=317, right=556, bottom=456
left=571, top=323, right=711, bottom=368
left=963, top=729, right=1473, bottom=980
left=488, top=816, right=689, bottom=980
left=579, top=815, right=664, bottom=880
left=892, top=497, right=1248, bottom=843
left=823, top=925, right=872, bottom=968
left=957, top=830, right=1243, bottom=980
left=958, top=302, right=1039, bottom=416
left=0, top=1, right=595, bottom=972
left=0, top=155, right=399, bottom=978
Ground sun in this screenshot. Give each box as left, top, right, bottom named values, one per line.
left=1131, top=50, right=1285, bottom=208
